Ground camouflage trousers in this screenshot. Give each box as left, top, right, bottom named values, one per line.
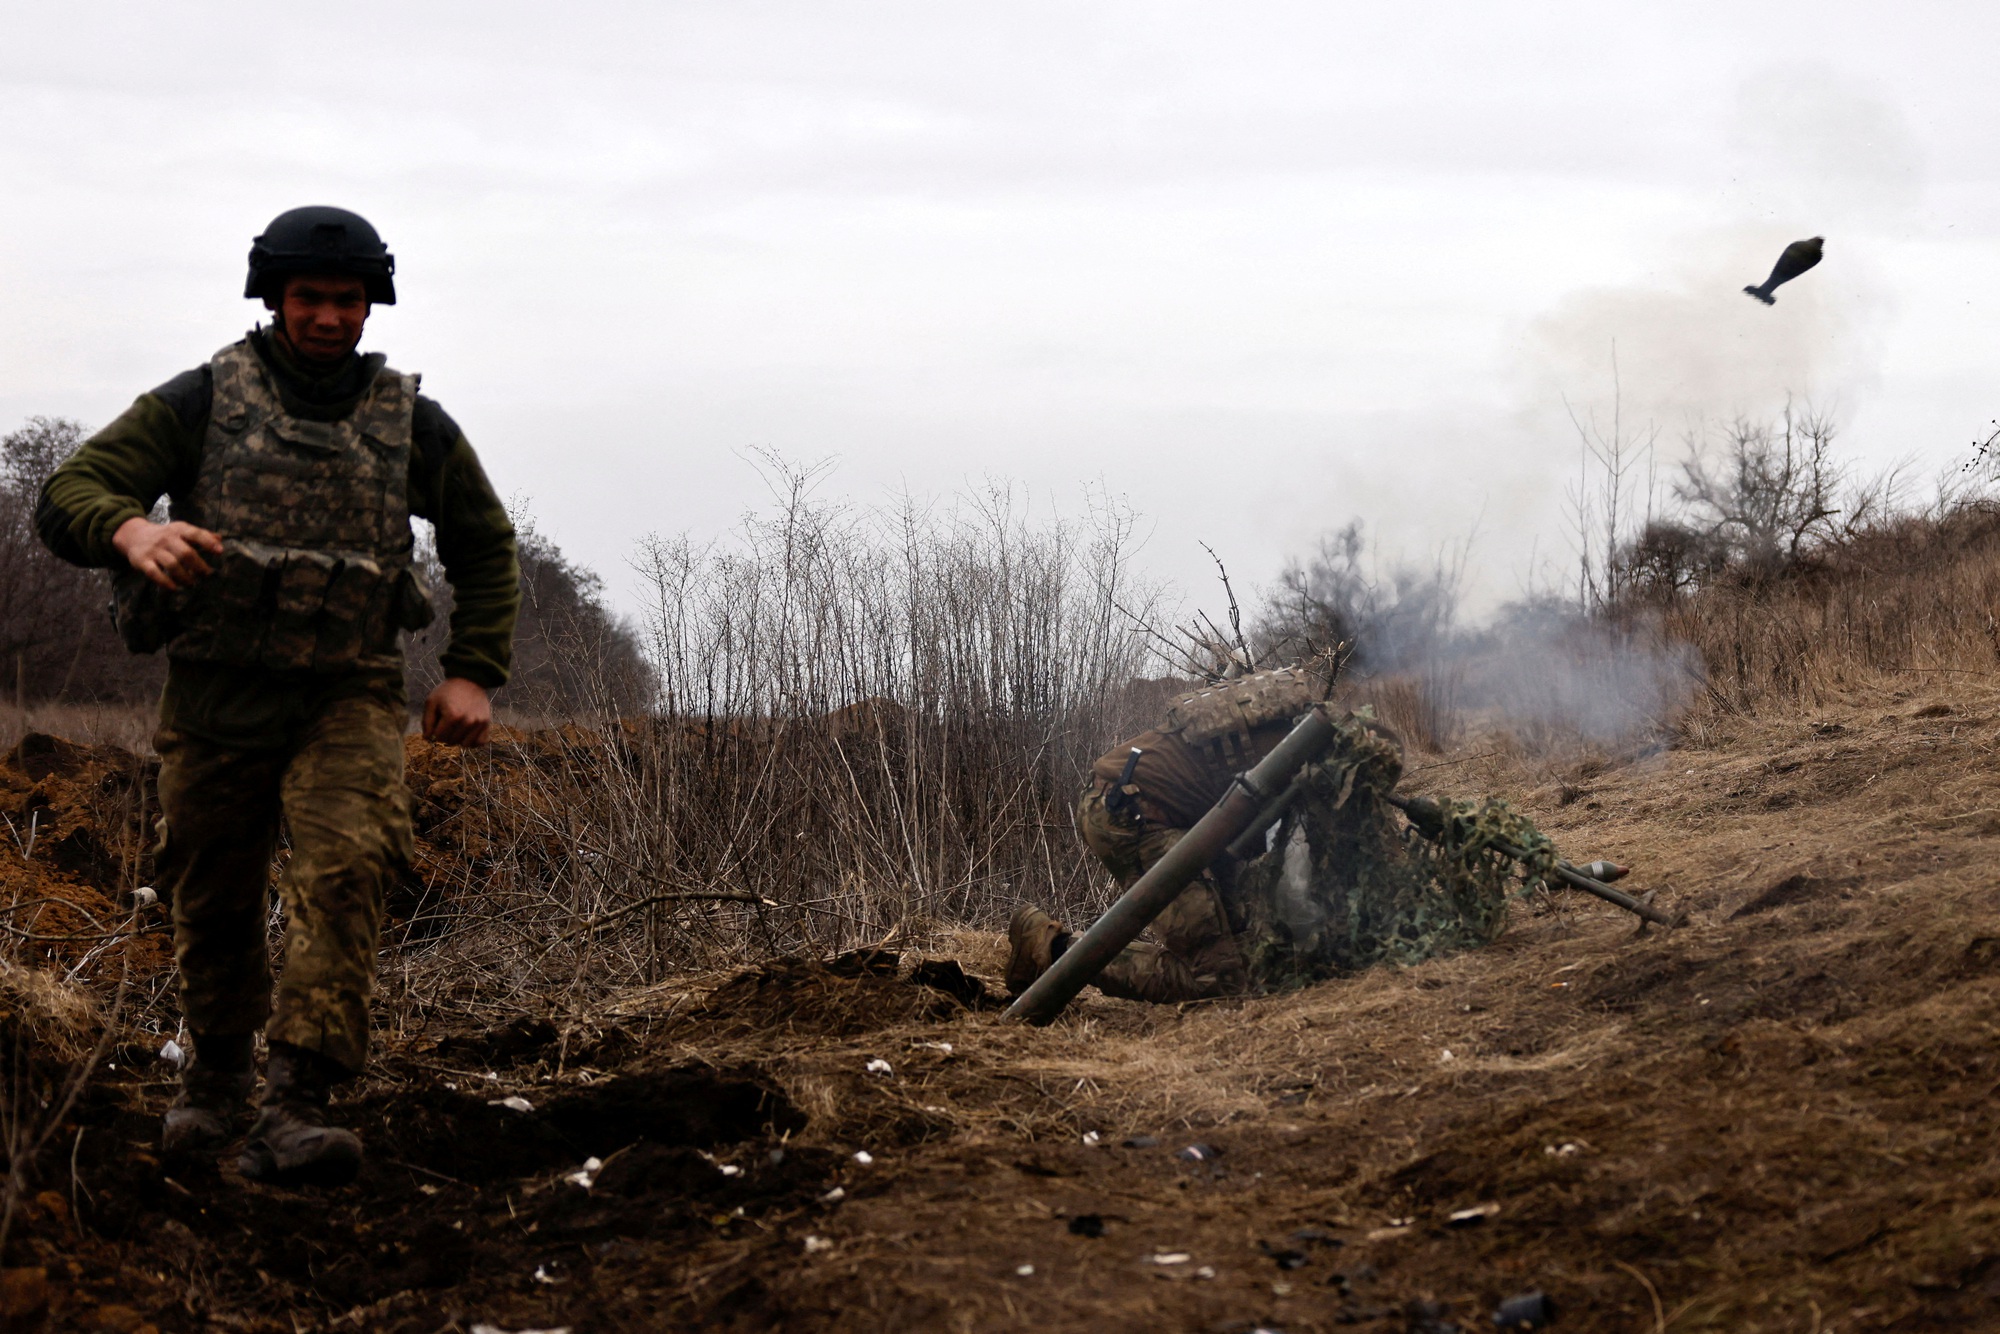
left=154, top=693, right=412, bottom=1075
left=1073, top=784, right=1250, bottom=1004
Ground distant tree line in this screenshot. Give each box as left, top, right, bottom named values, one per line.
left=0, top=418, right=164, bottom=706
left=404, top=510, right=655, bottom=718
left=0, top=415, right=650, bottom=717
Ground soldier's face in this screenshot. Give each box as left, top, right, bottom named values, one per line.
left=270, top=275, right=370, bottom=364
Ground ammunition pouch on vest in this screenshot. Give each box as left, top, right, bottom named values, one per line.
left=111, top=338, right=431, bottom=672
left=113, top=544, right=435, bottom=669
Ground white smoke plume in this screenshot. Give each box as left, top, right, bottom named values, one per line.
left=1257, top=65, right=1926, bottom=749
left=1454, top=607, right=1702, bottom=752
left=1520, top=64, right=1918, bottom=435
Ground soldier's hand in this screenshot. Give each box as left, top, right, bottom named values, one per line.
left=113, top=517, right=223, bottom=591
left=423, top=677, right=492, bottom=747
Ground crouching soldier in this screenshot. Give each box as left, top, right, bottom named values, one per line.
left=37, top=207, right=520, bottom=1185
left=1008, top=666, right=1398, bottom=1003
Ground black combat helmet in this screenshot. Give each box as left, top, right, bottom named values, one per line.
left=244, top=205, right=396, bottom=305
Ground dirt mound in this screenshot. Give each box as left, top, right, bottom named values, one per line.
left=685, top=950, right=993, bottom=1038
left=0, top=732, right=163, bottom=973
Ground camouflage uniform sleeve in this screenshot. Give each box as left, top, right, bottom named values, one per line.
left=409, top=397, right=519, bottom=688
left=35, top=367, right=209, bottom=568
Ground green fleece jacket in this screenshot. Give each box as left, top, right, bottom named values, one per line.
left=36, top=329, right=520, bottom=747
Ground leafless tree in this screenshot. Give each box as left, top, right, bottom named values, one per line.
left=1674, top=405, right=1868, bottom=576
left=1563, top=348, right=1662, bottom=612
left=405, top=509, right=654, bottom=721
left=1254, top=520, right=1463, bottom=674
left=0, top=418, right=166, bottom=713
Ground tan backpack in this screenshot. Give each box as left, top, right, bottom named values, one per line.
left=1162, top=667, right=1323, bottom=747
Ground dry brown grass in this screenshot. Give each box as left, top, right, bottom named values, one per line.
left=374, top=476, right=1181, bottom=1015
left=531, top=671, right=2000, bottom=1330
left=1357, top=667, right=1464, bottom=754
left=0, top=701, right=154, bottom=756
left=1658, top=504, right=2000, bottom=718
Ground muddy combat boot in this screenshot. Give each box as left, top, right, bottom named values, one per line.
left=236, top=1042, right=363, bottom=1187
left=161, top=1033, right=256, bottom=1152
left=1006, top=904, right=1071, bottom=995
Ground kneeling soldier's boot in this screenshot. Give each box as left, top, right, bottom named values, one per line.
left=237, top=1042, right=364, bottom=1187
left=162, top=1032, right=256, bottom=1152
left=1006, top=904, right=1072, bottom=995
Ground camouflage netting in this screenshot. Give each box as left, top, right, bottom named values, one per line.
left=1235, top=712, right=1554, bottom=987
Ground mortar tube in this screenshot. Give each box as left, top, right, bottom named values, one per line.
left=1003, top=708, right=1340, bottom=1026
left=1222, top=771, right=1311, bottom=861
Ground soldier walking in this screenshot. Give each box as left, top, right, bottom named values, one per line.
left=37, top=207, right=520, bottom=1185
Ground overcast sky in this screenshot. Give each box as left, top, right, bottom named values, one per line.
left=6, top=1, right=1997, bottom=620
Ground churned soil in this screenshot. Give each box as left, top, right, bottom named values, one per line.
left=18, top=677, right=2000, bottom=1331
left=0, top=732, right=168, bottom=980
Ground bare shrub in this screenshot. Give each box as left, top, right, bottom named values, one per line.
left=387, top=467, right=1171, bottom=1009
left=1603, top=407, right=1907, bottom=607
left=1579, top=405, right=2000, bottom=719
left=405, top=511, right=654, bottom=721
left=1362, top=667, right=1463, bottom=754
left=0, top=418, right=165, bottom=733
left=1256, top=520, right=1462, bottom=674
left=1563, top=367, right=1662, bottom=611
left=1668, top=408, right=1891, bottom=578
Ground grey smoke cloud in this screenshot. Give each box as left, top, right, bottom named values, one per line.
left=1459, top=613, right=1703, bottom=751
left=1420, top=67, right=1932, bottom=741
left=1519, top=227, right=1863, bottom=431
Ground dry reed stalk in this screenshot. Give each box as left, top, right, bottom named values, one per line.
left=1662, top=507, right=2000, bottom=719
left=386, top=475, right=1179, bottom=1017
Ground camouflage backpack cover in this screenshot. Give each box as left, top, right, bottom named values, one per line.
left=1158, top=667, right=1325, bottom=772
left=1233, top=711, right=1518, bottom=987
left=111, top=338, right=434, bottom=671
left=1163, top=667, right=1323, bottom=746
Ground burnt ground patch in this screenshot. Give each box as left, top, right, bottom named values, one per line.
left=49, top=1050, right=835, bottom=1330
left=367, top=1063, right=806, bottom=1182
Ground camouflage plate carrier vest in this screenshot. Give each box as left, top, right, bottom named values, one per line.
left=113, top=339, right=433, bottom=671
left=1162, top=667, right=1322, bottom=770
